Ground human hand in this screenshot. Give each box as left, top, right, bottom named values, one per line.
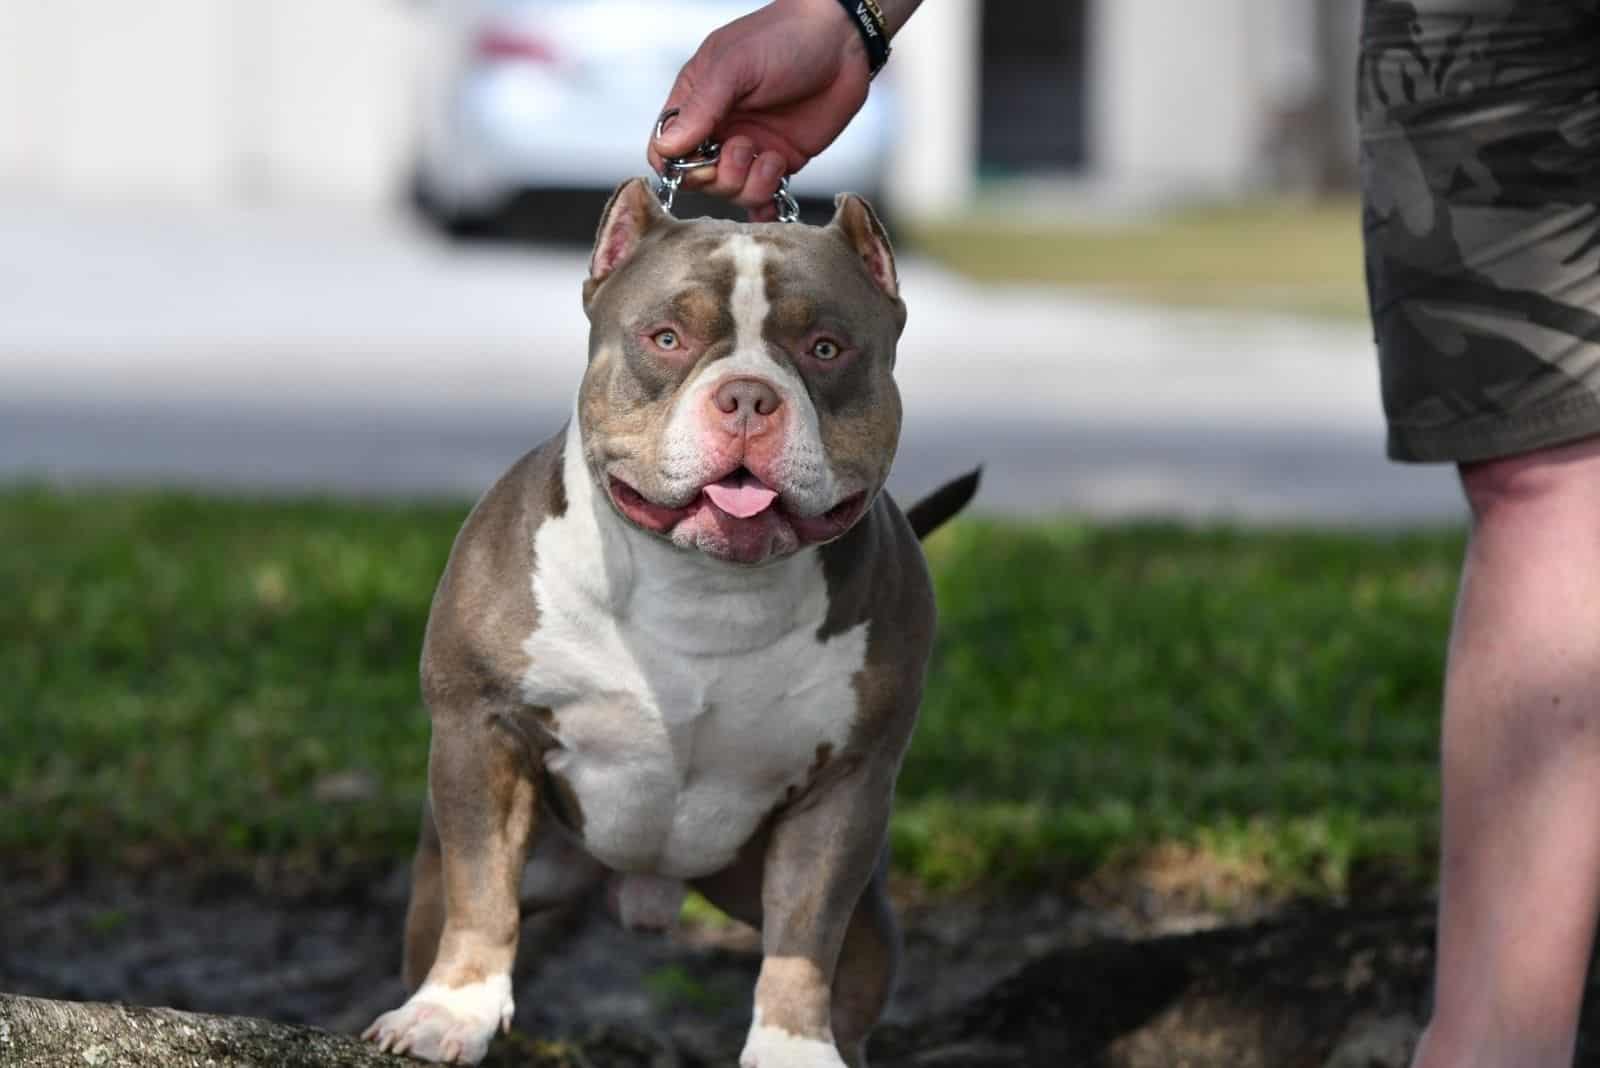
left=648, top=0, right=871, bottom=221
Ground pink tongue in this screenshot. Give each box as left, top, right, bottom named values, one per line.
left=704, top=471, right=779, bottom=518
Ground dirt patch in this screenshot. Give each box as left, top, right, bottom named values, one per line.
left=0, top=864, right=1105, bottom=1062
left=0, top=864, right=1590, bottom=1066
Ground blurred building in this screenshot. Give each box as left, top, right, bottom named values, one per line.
left=898, top=0, right=1360, bottom=213
left=0, top=0, right=1358, bottom=220
left=0, top=1, right=423, bottom=208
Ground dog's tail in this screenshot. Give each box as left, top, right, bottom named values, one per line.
left=905, top=468, right=981, bottom=541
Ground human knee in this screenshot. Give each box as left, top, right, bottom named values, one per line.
left=1461, top=452, right=1559, bottom=519
left=1460, top=436, right=1600, bottom=523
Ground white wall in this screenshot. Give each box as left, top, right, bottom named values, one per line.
left=232, top=1, right=424, bottom=203
left=0, top=0, right=233, bottom=199
left=1088, top=0, right=1310, bottom=196
left=0, top=0, right=422, bottom=206
left=884, top=0, right=979, bottom=218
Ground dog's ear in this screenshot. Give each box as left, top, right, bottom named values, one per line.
left=586, top=177, right=670, bottom=302
left=828, top=193, right=899, bottom=301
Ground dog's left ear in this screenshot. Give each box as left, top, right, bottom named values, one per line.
left=828, top=193, right=899, bottom=302
left=586, top=177, right=671, bottom=304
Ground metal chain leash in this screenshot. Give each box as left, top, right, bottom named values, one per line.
left=772, top=175, right=800, bottom=223
left=654, top=109, right=799, bottom=223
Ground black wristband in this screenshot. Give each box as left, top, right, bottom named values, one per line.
left=836, top=0, right=891, bottom=80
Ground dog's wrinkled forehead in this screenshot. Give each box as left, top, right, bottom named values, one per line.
left=609, top=229, right=743, bottom=342
left=582, top=178, right=903, bottom=356
left=590, top=224, right=896, bottom=362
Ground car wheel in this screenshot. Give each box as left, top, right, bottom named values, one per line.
left=407, top=166, right=495, bottom=242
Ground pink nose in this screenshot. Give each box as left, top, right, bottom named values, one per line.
left=713, top=377, right=783, bottom=419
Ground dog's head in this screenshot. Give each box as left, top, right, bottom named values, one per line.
left=576, top=177, right=905, bottom=566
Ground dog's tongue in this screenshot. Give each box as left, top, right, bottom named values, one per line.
left=704, top=470, right=779, bottom=518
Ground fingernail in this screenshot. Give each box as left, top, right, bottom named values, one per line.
left=757, top=154, right=784, bottom=179
left=655, top=113, right=678, bottom=139
left=731, top=143, right=754, bottom=168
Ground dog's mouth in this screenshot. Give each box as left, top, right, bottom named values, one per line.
left=607, top=467, right=868, bottom=552
left=789, top=485, right=870, bottom=543
left=607, top=475, right=694, bottom=532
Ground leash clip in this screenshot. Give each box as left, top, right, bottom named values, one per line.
left=654, top=109, right=721, bottom=214
left=654, top=108, right=800, bottom=223
left=772, top=176, right=800, bottom=223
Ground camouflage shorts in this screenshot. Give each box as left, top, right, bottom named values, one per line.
left=1361, top=0, right=1600, bottom=462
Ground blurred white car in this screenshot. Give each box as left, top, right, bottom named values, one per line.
left=409, top=0, right=896, bottom=234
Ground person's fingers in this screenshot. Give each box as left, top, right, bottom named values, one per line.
left=733, top=153, right=787, bottom=212
left=689, top=135, right=757, bottom=197
left=746, top=200, right=779, bottom=224
left=652, top=45, right=743, bottom=161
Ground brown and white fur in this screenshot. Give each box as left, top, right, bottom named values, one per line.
left=363, top=178, right=973, bottom=1067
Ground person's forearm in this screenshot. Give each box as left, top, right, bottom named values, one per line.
left=805, top=0, right=923, bottom=74
left=879, top=0, right=923, bottom=36
left=791, top=0, right=923, bottom=44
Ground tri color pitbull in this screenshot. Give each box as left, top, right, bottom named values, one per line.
left=363, top=178, right=975, bottom=1067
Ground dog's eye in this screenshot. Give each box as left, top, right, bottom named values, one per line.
left=811, top=338, right=841, bottom=361
left=651, top=329, right=680, bottom=351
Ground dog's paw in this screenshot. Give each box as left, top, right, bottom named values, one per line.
left=361, top=974, right=513, bottom=1064
left=739, top=1019, right=849, bottom=1068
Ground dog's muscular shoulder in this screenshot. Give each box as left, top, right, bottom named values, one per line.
left=416, top=435, right=565, bottom=718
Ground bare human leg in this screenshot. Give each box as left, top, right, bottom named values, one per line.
left=1412, top=436, right=1600, bottom=1068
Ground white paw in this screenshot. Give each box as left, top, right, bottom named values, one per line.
left=361, top=974, right=513, bottom=1064
left=739, top=1018, right=849, bottom=1068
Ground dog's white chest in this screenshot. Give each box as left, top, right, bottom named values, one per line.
left=518, top=439, right=869, bottom=879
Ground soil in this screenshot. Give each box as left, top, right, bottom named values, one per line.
left=1, top=861, right=1595, bottom=1067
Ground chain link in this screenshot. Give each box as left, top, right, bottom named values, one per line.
left=772, top=177, right=800, bottom=223
left=654, top=108, right=801, bottom=223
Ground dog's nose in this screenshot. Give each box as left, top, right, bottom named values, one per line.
left=712, top=377, right=783, bottom=419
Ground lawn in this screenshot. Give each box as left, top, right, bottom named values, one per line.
left=911, top=197, right=1368, bottom=320
left=0, top=486, right=1459, bottom=899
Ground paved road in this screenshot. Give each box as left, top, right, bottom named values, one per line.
left=0, top=195, right=1462, bottom=524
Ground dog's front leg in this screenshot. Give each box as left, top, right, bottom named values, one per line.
left=741, top=757, right=896, bottom=1068
left=365, top=704, right=537, bottom=1064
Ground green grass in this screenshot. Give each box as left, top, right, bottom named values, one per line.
left=911, top=198, right=1368, bottom=320
left=0, top=486, right=1459, bottom=897
left=643, top=964, right=738, bottom=1012
left=902, top=519, right=1455, bottom=895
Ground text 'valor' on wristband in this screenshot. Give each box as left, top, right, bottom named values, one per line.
left=838, top=0, right=891, bottom=79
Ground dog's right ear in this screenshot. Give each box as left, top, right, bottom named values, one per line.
left=585, top=177, right=671, bottom=305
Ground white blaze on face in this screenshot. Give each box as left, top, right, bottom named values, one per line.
left=655, top=234, right=842, bottom=516
left=727, top=231, right=770, bottom=355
